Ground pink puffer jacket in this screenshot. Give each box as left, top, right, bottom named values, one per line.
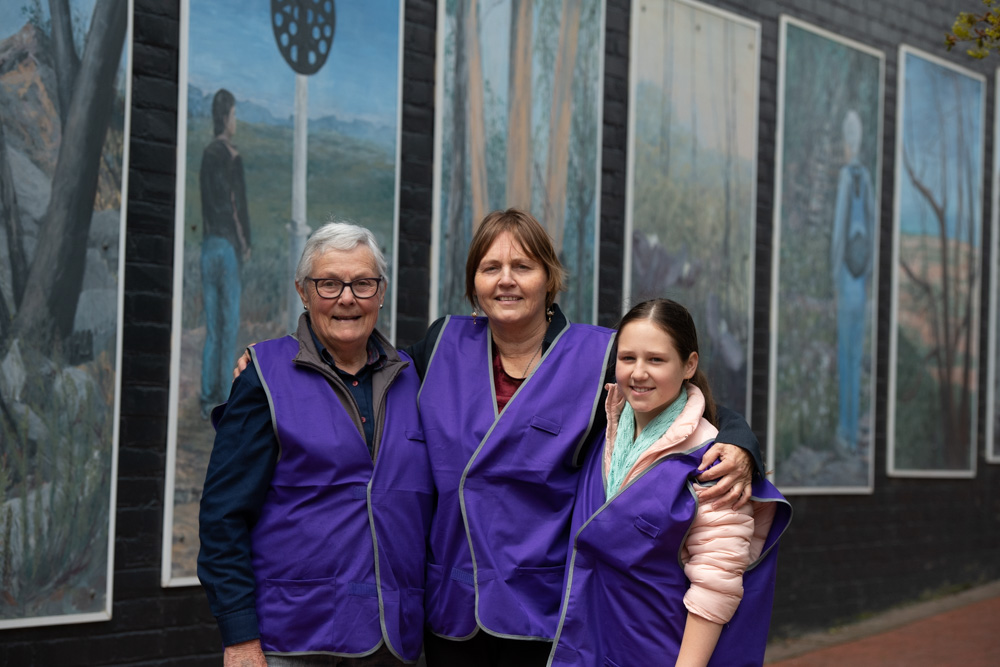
left=603, top=382, right=776, bottom=624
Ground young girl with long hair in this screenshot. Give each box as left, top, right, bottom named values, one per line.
left=548, top=299, right=791, bottom=667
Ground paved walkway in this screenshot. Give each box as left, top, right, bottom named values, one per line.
left=764, top=580, right=1000, bottom=666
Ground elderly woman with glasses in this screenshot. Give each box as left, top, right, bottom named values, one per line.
left=198, top=221, right=433, bottom=667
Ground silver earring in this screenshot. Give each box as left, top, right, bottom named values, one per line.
left=379, top=302, right=384, bottom=309
left=472, top=308, right=478, bottom=324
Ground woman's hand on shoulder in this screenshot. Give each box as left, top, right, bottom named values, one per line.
left=695, top=443, right=753, bottom=511
left=233, top=347, right=253, bottom=380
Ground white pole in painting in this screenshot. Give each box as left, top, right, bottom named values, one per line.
left=289, top=74, right=310, bottom=332
left=270, top=0, right=336, bottom=332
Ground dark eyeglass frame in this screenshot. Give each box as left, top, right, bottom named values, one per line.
left=305, top=276, right=383, bottom=300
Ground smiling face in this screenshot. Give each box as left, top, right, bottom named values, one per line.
left=473, top=231, right=549, bottom=332
left=296, top=245, right=384, bottom=363
left=615, top=318, right=699, bottom=434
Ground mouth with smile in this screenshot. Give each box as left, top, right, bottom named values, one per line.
left=630, top=385, right=655, bottom=394
left=332, top=314, right=362, bottom=321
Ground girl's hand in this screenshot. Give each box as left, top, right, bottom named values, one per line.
left=695, top=443, right=753, bottom=510
left=232, top=348, right=252, bottom=380
left=605, top=382, right=625, bottom=411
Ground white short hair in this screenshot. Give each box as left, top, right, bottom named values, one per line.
left=295, top=220, right=389, bottom=287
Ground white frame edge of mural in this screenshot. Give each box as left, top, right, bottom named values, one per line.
left=0, top=0, right=134, bottom=628
left=427, top=0, right=448, bottom=324
left=161, top=0, right=196, bottom=588
left=985, top=67, right=1000, bottom=464
left=388, top=0, right=406, bottom=344
left=620, top=0, right=642, bottom=310
left=768, top=15, right=885, bottom=494
left=623, top=0, right=761, bottom=418
left=590, top=0, right=608, bottom=325
left=765, top=15, right=791, bottom=490
left=887, top=44, right=984, bottom=479
left=98, top=0, right=135, bottom=619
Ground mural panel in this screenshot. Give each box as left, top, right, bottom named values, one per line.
left=432, top=0, right=604, bottom=323
left=626, top=0, right=760, bottom=416
left=163, top=0, right=404, bottom=584
left=888, top=46, right=983, bottom=477
left=0, top=0, right=131, bottom=627
left=768, top=17, right=884, bottom=493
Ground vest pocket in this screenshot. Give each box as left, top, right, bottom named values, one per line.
left=259, top=576, right=381, bottom=652
left=633, top=515, right=661, bottom=539
left=529, top=415, right=562, bottom=435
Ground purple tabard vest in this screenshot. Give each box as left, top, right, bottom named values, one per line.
left=550, top=440, right=792, bottom=667
left=249, top=336, right=432, bottom=661
left=419, top=316, right=615, bottom=640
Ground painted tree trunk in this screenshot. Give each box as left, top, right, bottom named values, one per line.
left=506, top=0, right=533, bottom=210
left=11, top=0, right=127, bottom=350
left=466, top=0, right=489, bottom=226
left=544, top=0, right=580, bottom=254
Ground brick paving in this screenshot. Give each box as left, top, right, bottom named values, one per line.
left=765, top=581, right=1000, bottom=666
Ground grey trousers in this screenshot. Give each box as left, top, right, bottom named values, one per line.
left=265, top=643, right=407, bottom=667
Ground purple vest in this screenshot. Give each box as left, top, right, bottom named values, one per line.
left=248, top=336, right=432, bottom=661
left=549, top=440, right=792, bottom=666
left=419, top=316, right=615, bottom=640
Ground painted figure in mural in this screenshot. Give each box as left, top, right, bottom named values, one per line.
left=199, top=88, right=251, bottom=420
left=198, top=222, right=433, bottom=666
left=232, top=208, right=765, bottom=666
left=830, top=110, right=875, bottom=453
left=548, top=298, right=791, bottom=667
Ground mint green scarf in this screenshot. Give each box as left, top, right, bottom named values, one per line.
left=606, top=385, right=688, bottom=499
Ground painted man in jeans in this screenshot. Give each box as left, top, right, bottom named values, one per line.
left=200, top=89, right=251, bottom=419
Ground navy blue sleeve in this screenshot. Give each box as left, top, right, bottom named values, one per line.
left=402, top=316, right=446, bottom=380
left=197, top=360, right=278, bottom=646
left=715, top=404, right=764, bottom=478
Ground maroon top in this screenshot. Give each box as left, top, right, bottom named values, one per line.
left=492, top=346, right=525, bottom=412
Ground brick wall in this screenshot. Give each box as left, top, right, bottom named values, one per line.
left=2, top=0, right=999, bottom=663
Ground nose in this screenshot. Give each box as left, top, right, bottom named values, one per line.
left=498, top=266, right=516, bottom=285
left=337, top=286, right=357, bottom=305
left=632, top=361, right=649, bottom=379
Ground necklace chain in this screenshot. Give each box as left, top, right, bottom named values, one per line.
left=499, top=340, right=544, bottom=380
left=519, top=341, right=543, bottom=379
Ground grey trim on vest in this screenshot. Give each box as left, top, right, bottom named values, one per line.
left=674, top=438, right=793, bottom=571
left=367, top=437, right=414, bottom=663
left=290, top=313, right=408, bottom=462
left=416, top=314, right=452, bottom=407
left=741, top=495, right=792, bottom=571
left=456, top=318, right=607, bottom=643
left=572, top=332, right=616, bottom=468
left=550, top=447, right=705, bottom=664
left=249, top=343, right=284, bottom=463
left=554, top=436, right=793, bottom=656
left=251, top=316, right=418, bottom=661
left=263, top=638, right=389, bottom=660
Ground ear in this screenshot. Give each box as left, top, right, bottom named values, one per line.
left=295, top=281, right=309, bottom=310
left=683, top=351, right=699, bottom=380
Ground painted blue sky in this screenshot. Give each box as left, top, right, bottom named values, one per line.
left=0, top=0, right=98, bottom=42
left=898, top=51, right=983, bottom=242
left=188, top=0, right=400, bottom=126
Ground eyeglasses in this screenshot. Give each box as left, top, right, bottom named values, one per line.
left=306, top=276, right=383, bottom=299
